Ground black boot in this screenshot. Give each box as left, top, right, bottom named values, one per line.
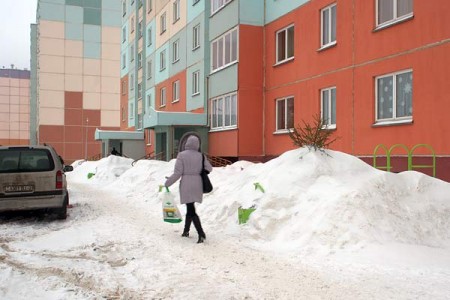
left=182, top=215, right=193, bottom=237
left=192, top=215, right=206, bottom=243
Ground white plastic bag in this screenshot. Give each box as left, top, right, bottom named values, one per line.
left=159, top=186, right=182, bottom=223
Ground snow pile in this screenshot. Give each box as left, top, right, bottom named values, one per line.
left=68, top=148, right=450, bottom=256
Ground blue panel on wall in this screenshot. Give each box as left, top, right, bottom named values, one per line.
left=83, top=24, right=101, bottom=42
left=83, top=0, right=101, bottom=8
left=65, top=5, right=83, bottom=23
left=39, top=2, right=65, bottom=21
left=265, top=0, right=310, bottom=24
left=84, top=7, right=101, bottom=25
left=65, top=22, right=83, bottom=40
left=102, top=10, right=122, bottom=27
left=84, top=41, right=101, bottom=59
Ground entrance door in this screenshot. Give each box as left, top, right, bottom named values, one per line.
left=156, top=132, right=167, bottom=161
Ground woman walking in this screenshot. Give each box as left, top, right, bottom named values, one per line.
left=165, top=134, right=213, bottom=243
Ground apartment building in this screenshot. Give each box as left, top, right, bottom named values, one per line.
left=122, top=0, right=450, bottom=180
left=30, top=0, right=123, bottom=162
left=0, top=68, right=31, bottom=145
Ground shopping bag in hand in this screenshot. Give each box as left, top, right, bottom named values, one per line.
left=159, top=186, right=182, bottom=223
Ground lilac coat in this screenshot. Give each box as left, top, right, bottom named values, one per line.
left=164, top=136, right=213, bottom=204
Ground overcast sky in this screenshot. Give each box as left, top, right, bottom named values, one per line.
left=0, top=0, right=38, bottom=70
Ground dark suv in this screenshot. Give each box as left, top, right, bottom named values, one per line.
left=0, top=145, right=73, bottom=219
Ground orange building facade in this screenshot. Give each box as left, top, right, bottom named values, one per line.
left=230, top=0, right=450, bottom=180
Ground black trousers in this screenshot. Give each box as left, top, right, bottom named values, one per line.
left=186, top=202, right=198, bottom=217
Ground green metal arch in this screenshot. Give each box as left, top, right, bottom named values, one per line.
left=408, top=144, right=436, bottom=177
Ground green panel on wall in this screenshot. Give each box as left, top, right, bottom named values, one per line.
left=39, top=2, right=65, bottom=21
left=66, top=0, right=83, bottom=6
left=65, top=5, right=83, bottom=24
left=65, top=22, right=83, bottom=40
left=84, top=0, right=101, bottom=8
left=84, top=8, right=102, bottom=25
left=102, top=10, right=122, bottom=27
left=84, top=41, right=101, bottom=59
left=83, top=24, right=101, bottom=43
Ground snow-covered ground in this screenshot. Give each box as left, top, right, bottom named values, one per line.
left=1, top=148, right=450, bottom=299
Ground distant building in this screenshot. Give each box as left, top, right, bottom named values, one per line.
left=30, top=0, right=124, bottom=163
left=0, top=68, right=31, bottom=145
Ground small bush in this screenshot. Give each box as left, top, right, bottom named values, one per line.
left=288, top=114, right=339, bottom=151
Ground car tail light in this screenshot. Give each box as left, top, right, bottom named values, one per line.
left=56, top=170, right=63, bottom=189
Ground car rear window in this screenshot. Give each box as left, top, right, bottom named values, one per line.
left=0, top=148, right=55, bottom=173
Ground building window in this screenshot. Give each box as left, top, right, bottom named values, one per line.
left=137, top=113, right=143, bottom=129
left=193, top=0, right=200, bottom=5
left=147, top=27, right=152, bottom=46
left=131, top=17, right=135, bottom=32
left=121, top=80, right=127, bottom=95
left=130, top=74, right=134, bottom=90
left=130, top=45, right=134, bottom=62
left=321, top=4, right=336, bottom=48
left=138, top=0, right=143, bottom=8
left=321, top=87, right=336, bottom=128
left=129, top=102, right=134, bottom=119
left=376, top=70, right=413, bottom=122
left=377, top=0, right=413, bottom=27
left=211, top=27, right=238, bottom=72
left=173, top=0, right=180, bottom=23
left=211, top=0, right=232, bottom=15
left=138, top=82, right=142, bottom=99
left=122, top=105, right=125, bottom=121
left=146, top=129, right=152, bottom=145
left=138, top=21, right=143, bottom=39
left=275, top=96, right=294, bottom=132
left=192, top=70, right=200, bottom=95
left=122, top=53, right=126, bottom=69
left=122, top=26, right=126, bottom=43
left=172, top=80, right=180, bottom=102
left=147, top=0, right=152, bottom=12
left=160, top=12, right=167, bottom=34
left=172, top=39, right=180, bottom=63
left=122, top=0, right=127, bottom=16
left=276, top=25, right=294, bottom=64
left=160, top=50, right=166, bottom=70
left=193, top=24, right=200, bottom=50
left=211, top=92, right=237, bottom=130
left=138, top=51, right=142, bottom=69
left=160, top=87, right=166, bottom=107
left=147, top=94, right=152, bottom=109
left=147, top=60, right=152, bottom=79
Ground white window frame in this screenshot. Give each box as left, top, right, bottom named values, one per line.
left=130, top=74, right=134, bottom=90
left=172, top=39, right=180, bottom=63
left=138, top=20, right=143, bottom=39
left=160, top=87, right=166, bottom=107
left=131, top=17, right=135, bottom=32
left=173, top=0, right=180, bottom=23
left=121, top=80, right=127, bottom=95
left=129, top=102, right=134, bottom=119
left=160, top=50, right=166, bottom=71
left=375, top=69, right=413, bottom=124
left=172, top=80, right=180, bottom=103
left=193, top=24, right=200, bottom=50
left=122, top=53, right=126, bottom=69
left=122, top=26, right=126, bottom=43
left=147, top=27, right=152, bottom=46
left=320, top=4, right=337, bottom=49
left=138, top=51, right=142, bottom=69
left=130, top=45, right=134, bottom=62
left=275, top=96, right=294, bottom=133
left=137, top=82, right=142, bottom=99
left=376, top=0, right=413, bottom=28
left=321, top=87, right=337, bottom=129
left=211, top=27, right=238, bottom=72
left=122, top=105, right=125, bottom=121
left=210, top=92, right=238, bottom=130
left=147, top=0, right=152, bottom=12
left=275, top=24, right=294, bottom=65
left=146, top=128, right=152, bottom=145
left=192, top=70, right=200, bottom=96
left=122, top=0, right=127, bottom=16
left=211, top=0, right=232, bottom=16
left=147, top=60, right=152, bottom=79
left=147, top=94, right=152, bottom=109
left=160, top=12, right=167, bottom=34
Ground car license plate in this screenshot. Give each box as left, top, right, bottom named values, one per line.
left=4, top=185, right=34, bottom=193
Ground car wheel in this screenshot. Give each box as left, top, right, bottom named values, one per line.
left=55, top=196, right=68, bottom=220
